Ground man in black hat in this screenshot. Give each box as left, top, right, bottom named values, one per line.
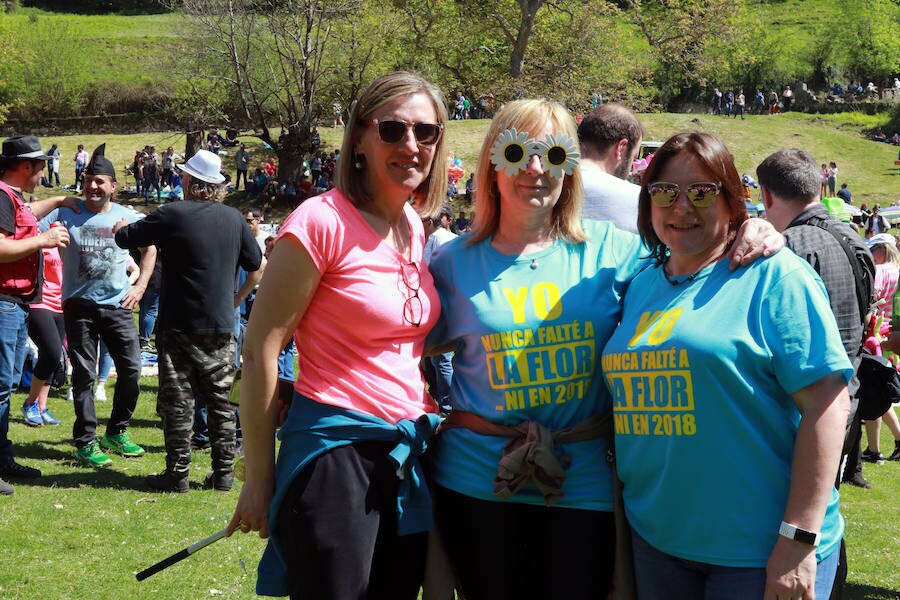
left=0, top=135, right=75, bottom=494
left=115, top=149, right=262, bottom=492
left=40, top=143, right=156, bottom=469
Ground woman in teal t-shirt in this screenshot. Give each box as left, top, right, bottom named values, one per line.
left=428, top=103, right=783, bottom=599
left=601, top=133, right=852, bottom=599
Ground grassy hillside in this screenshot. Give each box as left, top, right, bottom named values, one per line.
left=7, top=8, right=181, bottom=84
left=26, top=110, right=899, bottom=222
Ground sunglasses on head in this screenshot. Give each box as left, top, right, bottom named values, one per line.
left=372, top=119, right=443, bottom=146
left=648, top=181, right=722, bottom=208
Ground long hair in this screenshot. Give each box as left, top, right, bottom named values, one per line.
left=335, top=71, right=448, bottom=216
left=468, top=98, right=585, bottom=246
left=637, top=132, right=748, bottom=265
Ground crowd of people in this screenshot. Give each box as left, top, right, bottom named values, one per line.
left=712, top=86, right=794, bottom=116
left=0, top=69, right=898, bottom=600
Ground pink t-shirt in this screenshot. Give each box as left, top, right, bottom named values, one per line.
left=875, top=263, right=900, bottom=321
left=31, top=247, right=63, bottom=313
left=277, top=189, right=440, bottom=424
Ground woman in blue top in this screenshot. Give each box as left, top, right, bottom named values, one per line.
left=601, top=132, right=851, bottom=600
left=428, top=102, right=782, bottom=600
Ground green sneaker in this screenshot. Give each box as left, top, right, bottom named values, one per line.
left=75, top=440, right=113, bottom=468
left=100, top=430, right=145, bottom=457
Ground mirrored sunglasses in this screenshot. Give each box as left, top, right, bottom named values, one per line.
left=648, top=181, right=721, bottom=208
left=372, top=119, right=443, bottom=146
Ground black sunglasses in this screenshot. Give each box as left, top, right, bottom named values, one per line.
left=372, top=119, right=443, bottom=146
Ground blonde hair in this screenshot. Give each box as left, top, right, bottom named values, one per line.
left=874, top=241, right=900, bottom=266
left=185, top=177, right=224, bottom=202
left=469, top=98, right=586, bottom=245
left=335, top=71, right=449, bottom=216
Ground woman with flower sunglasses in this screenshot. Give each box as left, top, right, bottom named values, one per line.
left=601, top=132, right=850, bottom=599
left=427, top=103, right=782, bottom=599
left=227, top=71, right=448, bottom=599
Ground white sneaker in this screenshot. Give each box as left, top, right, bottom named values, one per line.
left=94, top=385, right=107, bottom=402
left=66, top=388, right=73, bottom=402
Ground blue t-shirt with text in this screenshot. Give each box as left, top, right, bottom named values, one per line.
left=429, top=220, right=645, bottom=510
left=601, top=250, right=851, bottom=566
left=41, top=201, right=143, bottom=306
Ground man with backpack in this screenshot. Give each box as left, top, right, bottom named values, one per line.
left=759, top=149, right=874, bottom=486
left=757, top=148, right=876, bottom=600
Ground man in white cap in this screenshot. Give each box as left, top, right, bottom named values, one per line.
left=0, top=135, right=73, bottom=494
left=40, top=143, right=156, bottom=469
left=115, top=149, right=263, bottom=492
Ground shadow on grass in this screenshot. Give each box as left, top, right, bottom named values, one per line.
left=14, top=466, right=148, bottom=491
left=15, top=439, right=166, bottom=458
left=124, top=418, right=165, bottom=429
left=22, top=471, right=226, bottom=493
left=844, top=582, right=900, bottom=600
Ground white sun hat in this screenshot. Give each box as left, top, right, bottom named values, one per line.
left=177, top=149, right=225, bottom=184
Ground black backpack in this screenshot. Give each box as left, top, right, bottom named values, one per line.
left=803, top=215, right=900, bottom=420
left=803, top=215, right=874, bottom=333
left=857, top=352, right=900, bottom=420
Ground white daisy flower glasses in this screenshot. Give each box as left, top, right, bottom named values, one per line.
left=489, top=128, right=580, bottom=178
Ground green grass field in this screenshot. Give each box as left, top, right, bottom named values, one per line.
left=0, top=380, right=897, bottom=598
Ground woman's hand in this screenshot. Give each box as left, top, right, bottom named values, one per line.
left=764, top=536, right=817, bottom=599
left=728, top=217, right=785, bottom=269
left=227, top=479, right=274, bottom=539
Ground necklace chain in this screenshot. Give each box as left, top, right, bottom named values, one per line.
left=662, top=253, right=724, bottom=286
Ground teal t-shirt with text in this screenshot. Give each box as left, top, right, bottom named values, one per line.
left=601, top=250, right=852, bottom=566
left=429, top=219, right=645, bottom=510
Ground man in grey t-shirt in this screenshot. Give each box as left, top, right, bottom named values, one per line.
left=577, top=103, right=642, bottom=233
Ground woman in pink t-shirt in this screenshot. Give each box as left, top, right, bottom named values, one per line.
left=229, top=71, right=448, bottom=598
left=864, top=234, right=900, bottom=462
left=20, top=247, right=65, bottom=426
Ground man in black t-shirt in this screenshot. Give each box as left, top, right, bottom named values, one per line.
left=115, top=150, right=263, bottom=493
left=0, top=135, right=73, bottom=495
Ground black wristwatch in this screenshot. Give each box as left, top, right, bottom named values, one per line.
left=779, top=521, right=820, bottom=546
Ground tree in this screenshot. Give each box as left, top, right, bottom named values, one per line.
left=316, top=2, right=400, bottom=128
left=393, top=0, right=629, bottom=106
left=843, top=0, right=900, bottom=92
left=625, top=0, right=742, bottom=107
left=169, top=0, right=360, bottom=179
left=0, top=8, right=16, bottom=124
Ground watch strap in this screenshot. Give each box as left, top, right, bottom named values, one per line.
left=779, top=521, right=820, bottom=546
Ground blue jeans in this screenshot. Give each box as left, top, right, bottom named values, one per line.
left=632, top=531, right=838, bottom=600
left=0, top=302, right=28, bottom=462
left=277, top=340, right=296, bottom=382
left=143, top=177, right=161, bottom=203
left=429, top=352, right=453, bottom=412
left=97, top=341, right=113, bottom=382
left=139, top=286, right=160, bottom=343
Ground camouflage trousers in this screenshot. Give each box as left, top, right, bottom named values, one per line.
left=156, top=330, right=236, bottom=478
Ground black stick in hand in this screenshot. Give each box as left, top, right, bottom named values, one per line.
left=136, top=528, right=228, bottom=581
